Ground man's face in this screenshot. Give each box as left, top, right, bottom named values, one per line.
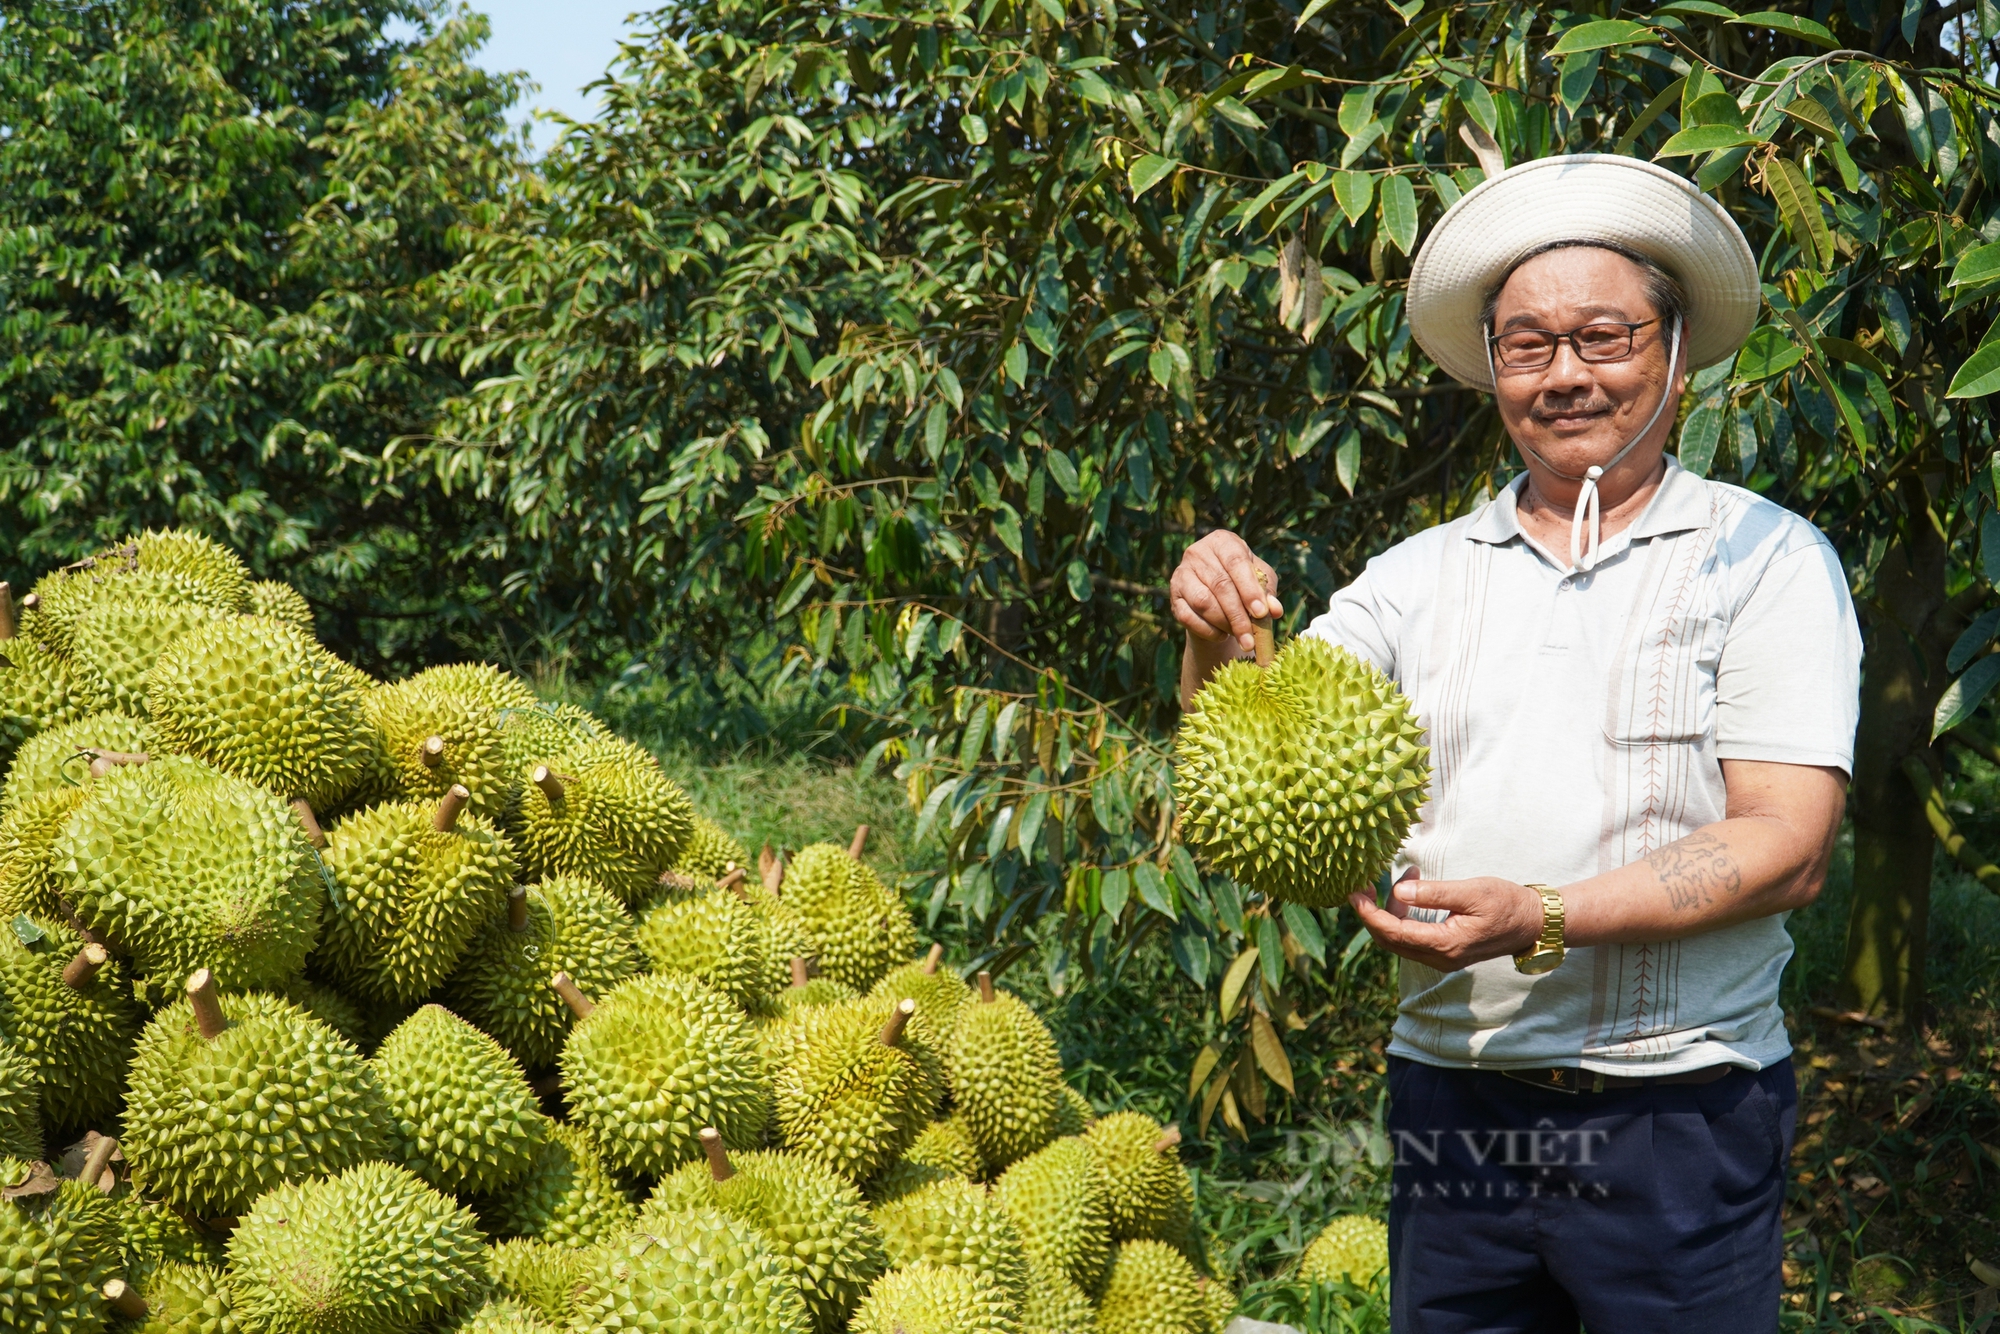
left=1488, top=247, right=1683, bottom=478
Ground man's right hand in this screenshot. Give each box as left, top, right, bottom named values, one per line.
left=1170, top=530, right=1283, bottom=655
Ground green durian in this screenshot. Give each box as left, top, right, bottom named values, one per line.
left=271, top=974, right=370, bottom=1051
left=227, top=1161, right=489, bottom=1334
left=776, top=843, right=914, bottom=991
left=1175, top=635, right=1428, bottom=906
left=676, top=814, right=750, bottom=878
left=450, top=1298, right=561, bottom=1334
left=113, top=1193, right=225, bottom=1283
left=867, top=951, right=974, bottom=1046
left=474, top=1120, right=635, bottom=1248
left=559, top=971, right=769, bottom=1179
left=122, top=989, right=391, bottom=1218
left=648, top=1144, right=886, bottom=1332
left=127, top=1261, right=241, bottom=1334
left=1019, top=1254, right=1095, bottom=1334
left=771, top=995, right=942, bottom=1186
left=1053, top=1085, right=1096, bottom=1138
left=871, top=1116, right=983, bottom=1201
left=57, top=754, right=321, bottom=991
left=509, top=736, right=692, bottom=902
left=950, top=985, right=1064, bottom=1174
left=0, top=787, right=87, bottom=919
left=24, top=529, right=249, bottom=657
left=2, top=710, right=152, bottom=812
left=357, top=678, right=511, bottom=820
left=0, top=915, right=138, bottom=1130
left=569, top=1207, right=812, bottom=1334
left=849, top=1261, right=1020, bottom=1334
left=766, top=975, right=857, bottom=1018
left=0, top=1041, right=38, bottom=1159
left=413, top=662, right=540, bottom=715
left=1087, top=1111, right=1194, bottom=1244
left=1197, top=1273, right=1237, bottom=1333
left=1096, top=1240, right=1208, bottom=1334
left=69, top=600, right=231, bottom=716
left=0, top=1156, right=121, bottom=1333
left=317, top=796, right=514, bottom=1005
left=872, top=1177, right=1030, bottom=1308
left=489, top=1238, right=585, bottom=1321
left=444, top=875, right=640, bottom=1070
left=1298, top=1213, right=1388, bottom=1286
left=635, top=884, right=769, bottom=1007
left=494, top=701, right=607, bottom=786
left=0, top=637, right=97, bottom=765
left=373, top=1004, right=547, bottom=1195
left=992, top=1137, right=1111, bottom=1296
left=145, top=616, right=374, bottom=807
left=246, top=580, right=313, bottom=628
left=745, top=884, right=822, bottom=997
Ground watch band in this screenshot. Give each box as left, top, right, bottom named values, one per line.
left=1513, top=883, right=1566, bottom=974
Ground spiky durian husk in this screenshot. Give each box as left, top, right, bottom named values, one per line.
left=57, top=754, right=321, bottom=991
left=992, top=1137, right=1112, bottom=1297
left=123, top=991, right=390, bottom=1217
left=0, top=1042, right=39, bottom=1160
left=770, top=995, right=943, bottom=1186
left=1298, top=1213, right=1388, bottom=1286
left=1197, top=1273, right=1237, bottom=1334
left=868, top=959, right=974, bottom=1047
left=130, top=1260, right=241, bottom=1334
left=227, top=1161, right=489, bottom=1334
left=145, top=616, right=375, bottom=807
left=572, top=1208, right=812, bottom=1334
left=451, top=1298, right=561, bottom=1334
left=636, top=885, right=768, bottom=1007
left=489, top=1238, right=586, bottom=1321
left=1087, top=1111, right=1194, bottom=1244
left=1053, top=1085, right=1096, bottom=1137
left=0, top=639, right=101, bottom=767
left=0, top=915, right=138, bottom=1130
left=496, top=701, right=606, bottom=788
left=413, top=662, right=540, bottom=715
left=949, top=989, right=1064, bottom=1175
left=1096, top=1240, right=1208, bottom=1334
left=1019, top=1253, right=1095, bottom=1334
left=114, top=1193, right=224, bottom=1284
left=742, top=882, right=821, bottom=997
left=849, top=1262, right=1020, bottom=1334
left=0, top=1157, right=121, bottom=1334
left=647, top=1148, right=887, bottom=1332
left=1, top=710, right=153, bottom=813
left=508, top=736, right=692, bottom=901
left=356, top=678, right=511, bottom=820
left=0, top=786, right=86, bottom=919
left=872, top=1177, right=1031, bottom=1308
left=559, top=972, right=769, bottom=1178
left=1175, top=637, right=1428, bottom=906
left=676, top=814, right=750, bottom=878
left=246, top=579, right=312, bottom=627
left=444, top=875, right=640, bottom=1070
left=271, top=975, right=370, bottom=1051
left=373, top=1005, right=547, bottom=1196
left=777, top=843, right=915, bottom=991
left=871, top=1116, right=983, bottom=1201
left=474, top=1120, right=636, bottom=1248
left=69, top=600, right=231, bottom=716
left=317, top=798, right=514, bottom=1005
left=24, top=529, right=250, bottom=656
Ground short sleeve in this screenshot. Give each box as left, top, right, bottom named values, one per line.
left=1714, top=539, right=1861, bottom=773
left=1301, top=552, right=1405, bottom=678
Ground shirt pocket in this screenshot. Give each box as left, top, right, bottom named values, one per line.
left=1602, top=609, right=1725, bottom=747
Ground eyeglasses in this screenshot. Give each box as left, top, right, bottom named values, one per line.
left=1486, top=318, right=1663, bottom=370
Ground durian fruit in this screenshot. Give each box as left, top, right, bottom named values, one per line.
left=0, top=787, right=87, bottom=919
left=635, top=883, right=769, bottom=1007
left=317, top=792, right=514, bottom=1005
left=1096, top=1240, right=1208, bottom=1334
left=246, top=579, right=313, bottom=627
left=776, top=842, right=915, bottom=990
left=122, top=979, right=391, bottom=1218
left=273, top=974, right=371, bottom=1051
left=227, top=1160, right=489, bottom=1334
left=950, top=975, right=1064, bottom=1174
left=489, top=1238, right=585, bottom=1323
left=849, top=1261, right=1020, bottom=1334
left=871, top=1116, right=983, bottom=1201
left=1175, top=634, right=1428, bottom=906
left=1197, top=1274, right=1237, bottom=1333
left=1087, top=1112, right=1194, bottom=1244
left=2, top=710, right=153, bottom=810
left=494, top=701, right=607, bottom=788
left=57, top=754, right=321, bottom=991
left=0, top=914, right=139, bottom=1130
left=508, top=736, right=693, bottom=902
left=113, top=1191, right=226, bottom=1283
left=451, top=1298, right=561, bottom=1334
left=766, top=968, right=858, bottom=1018
left=1019, top=1255, right=1095, bottom=1334
left=0, top=1041, right=39, bottom=1159
left=1298, top=1213, right=1389, bottom=1286
left=872, top=1177, right=1030, bottom=1308
left=646, top=1134, right=887, bottom=1332
left=474, top=1119, right=635, bottom=1248
left=868, top=945, right=974, bottom=1047
left=357, top=678, right=510, bottom=820
left=413, top=662, right=540, bottom=715
left=23, top=529, right=249, bottom=656
left=1053, top=1085, right=1096, bottom=1138
left=557, top=971, right=769, bottom=1178
left=676, top=814, right=750, bottom=878
left=373, top=1004, right=547, bottom=1196
left=568, top=1206, right=811, bottom=1334
left=69, top=600, right=231, bottom=716
left=444, top=876, right=640, bottom=1070
left=771, top=996, right=942, bottom=1186
left=145, top=615, right=375, bottom=807
left=749, top=893, right=824, bottom=998
left=0, top=1156, right=121, bottom=1333
left=992, top=1136, right=1111, bottom=1296
left=126, top=1262, right=241, bottom=1334
left=0, top=637, right=96, bottom=763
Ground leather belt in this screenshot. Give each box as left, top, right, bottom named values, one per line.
left=1497, top=1064, right=1735, bottom=1095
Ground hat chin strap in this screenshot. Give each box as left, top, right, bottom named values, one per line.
left=1485, top=318, right=1682, bottom=573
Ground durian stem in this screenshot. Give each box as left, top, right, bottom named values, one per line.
left=976, top=971, right=996, bottom=1004
left=551, top=971, right=595, bottom=1019
left=507, top=886, right=529, bottom=933
left=79, top=1135, right=117, bottom=1191
left=434, top=784, right=470, bottom=833
left=85, top=749, right=148, bottom=780
left=789, top=957, right=811, bottom=989
left=921, top=943, right=944, bottom=976
left=849, top=823, right=870, bottom=859
left=102, top=1280, right=146, bottom=1320
left=718, top=867, right=749, bottom=901
left=699, top=1127, right=734, bottom=1182
left=760, top=844, right=785, bottom=894
left=61, top=943, right=107, bottom=991
left=532, top=766, right=567, bottom=810
left=0, top=582, right=13, bottom=642
left=186, top=970, right=227, bottom=1040
left=291, top=799, right=327, bottom=850
left=1153, top=1124, right=1183, bottom=1155
left=419, top=735, right=446, bottom=769
left=18, top=592, right=36, bottom=613
left=1252, top=570, right=1275, bottom=669
left=879, top=997, right=916, bottom=1047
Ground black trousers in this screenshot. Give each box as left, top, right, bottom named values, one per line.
left=1386, top=1054, right=1796, bottom=1333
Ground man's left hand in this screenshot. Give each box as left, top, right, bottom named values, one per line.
left=1349, top=874, right=1546, bottom=972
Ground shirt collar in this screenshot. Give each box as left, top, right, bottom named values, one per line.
left=1465, top=454, right=1710, bottom=549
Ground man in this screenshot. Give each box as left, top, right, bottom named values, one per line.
left=1169, top=156, right=1860, bottom=1332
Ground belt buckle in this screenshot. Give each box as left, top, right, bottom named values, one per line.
left=1501, top=1066, right=1585, bottom=1095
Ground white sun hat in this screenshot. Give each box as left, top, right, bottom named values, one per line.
left=1406, top=153, right=1760, bottom=392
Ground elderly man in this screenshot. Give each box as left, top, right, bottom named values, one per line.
left=1169, top=156, right=1859, bottom=1332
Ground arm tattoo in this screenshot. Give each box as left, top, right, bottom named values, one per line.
left=1645, top=831, right=1743, bottom=911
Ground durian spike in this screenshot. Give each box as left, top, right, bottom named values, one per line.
left=1153, top=1124, right=1183, bottom=1155
left=921, top=943, right=944, bottom=975
left=186, top=969, right=227, bottom=1040
left=760, top=844, right=784, bottom=894
left=879, top=997, right=916, bottom=1047
left=78, top=1134, right=117, bottom=1192
left=699, top=1126, right=734, bottom=1182
left=291, top=798, right=327, bottom=850
left=433, top=784, right=470, bottom=833
left=102, top=1280, right=147, bottom=1320
left=551, top=971, right=595, bottom=1019
left=85, top=748, right=149, bottom=780
left=419, top=735, right=446, bottom=769
left=849, top=823, right=870, bottom=859
left=531, top=766, right=567, bottom=810
left=507, top=885, right=529, bottom=934
left=789, top=956, right=810, bottom=989
left=61, top=943, right=108, bottom=991
left=1252, top=569, right=1275, bottom=669
left=976, top=971, right=995, bottom=1004
left=0, top=582, right=12, bottom=641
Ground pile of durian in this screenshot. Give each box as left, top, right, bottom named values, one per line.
left=0, top=530, right=1237, bottom=1334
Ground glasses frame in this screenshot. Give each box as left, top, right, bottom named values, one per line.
left=1484, top=316, right=1664, bottom=371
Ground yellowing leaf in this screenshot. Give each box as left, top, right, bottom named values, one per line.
left=1188, top=1042, right=1223, bottom=1100
left=1219, top=945, right=1259, bottom=1021
left=1249, top=1009, right=1296, bottom=1095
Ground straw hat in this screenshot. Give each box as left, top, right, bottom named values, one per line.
left=1405, top=154, right=1760, bottom=392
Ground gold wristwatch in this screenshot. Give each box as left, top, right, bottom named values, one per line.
left=1513, top=884, right=1566, bottom=975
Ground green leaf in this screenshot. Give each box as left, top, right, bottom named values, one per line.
left=1380, top=173, right=1418, bottom=254
left=1679, top=400, right=1726, bottom=477
left=1134, top=861, right=1176, bottom=919
left=1655, top=124, right=1762, bottom=156
left=1779, top=95, right=1838, bottom=140
left=1694, top=144, right=1754, bottom=192
left=1100, top=867, right=1130, bottom=923
left=1951, top=243, right=2000, bottom=288
left=960, top=114, right=989, bottom=145
left=1212, top=97, right=1266, bottom=130
left=8, top=915, right=44, bottom=947
left=1281, top=902, right=1326, bottom=963
left=1256, top=913, right=1285, bottom=993
left=1729, top=11, right=1838, bottom=47
left=1765, top=155, right=1832, bottom=269
left=1986, top=513, right=2000, bottom=585
left=1949, top=607, right=2000, bottom=673
left=1004, top=342, right=1029, bottom=386
left=1614, top=76, right=1688, bottom=155
left=924, top=402, right=948, bottom=460
left=1149, top=346, right=1177, bottom=389
left=1332, top=170, right=1374, bottom=223
left=1655, top=1, right=1743, bottom=17
left=1334, top=426, right=1361, bottom=494
left=1128, top=155, right=1179, bottom=198
left=1734, top=325, right=1805, bottom=381
left=1684, top=90, right=1746, bottom=129
left=1018, top=790, right=1050, bottom=862
left=1557, top=52, right=1601, bottom=115
left=1338, top=85, right=1379, bottom=137
left=1064, top=559, right=1094, bottom=601
left=1934, top=654, right=2000, bottom=739
left=1232, top=168, right=1307, bottom=233
left=1455, top=75, right=1498, bottom=134
left=1947, top=318, right=2000, bottom=398
left=1550, top=19, right=1655, bottom=53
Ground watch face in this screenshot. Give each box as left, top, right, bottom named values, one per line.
left=1516, top=950, right=1563, bottom=975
